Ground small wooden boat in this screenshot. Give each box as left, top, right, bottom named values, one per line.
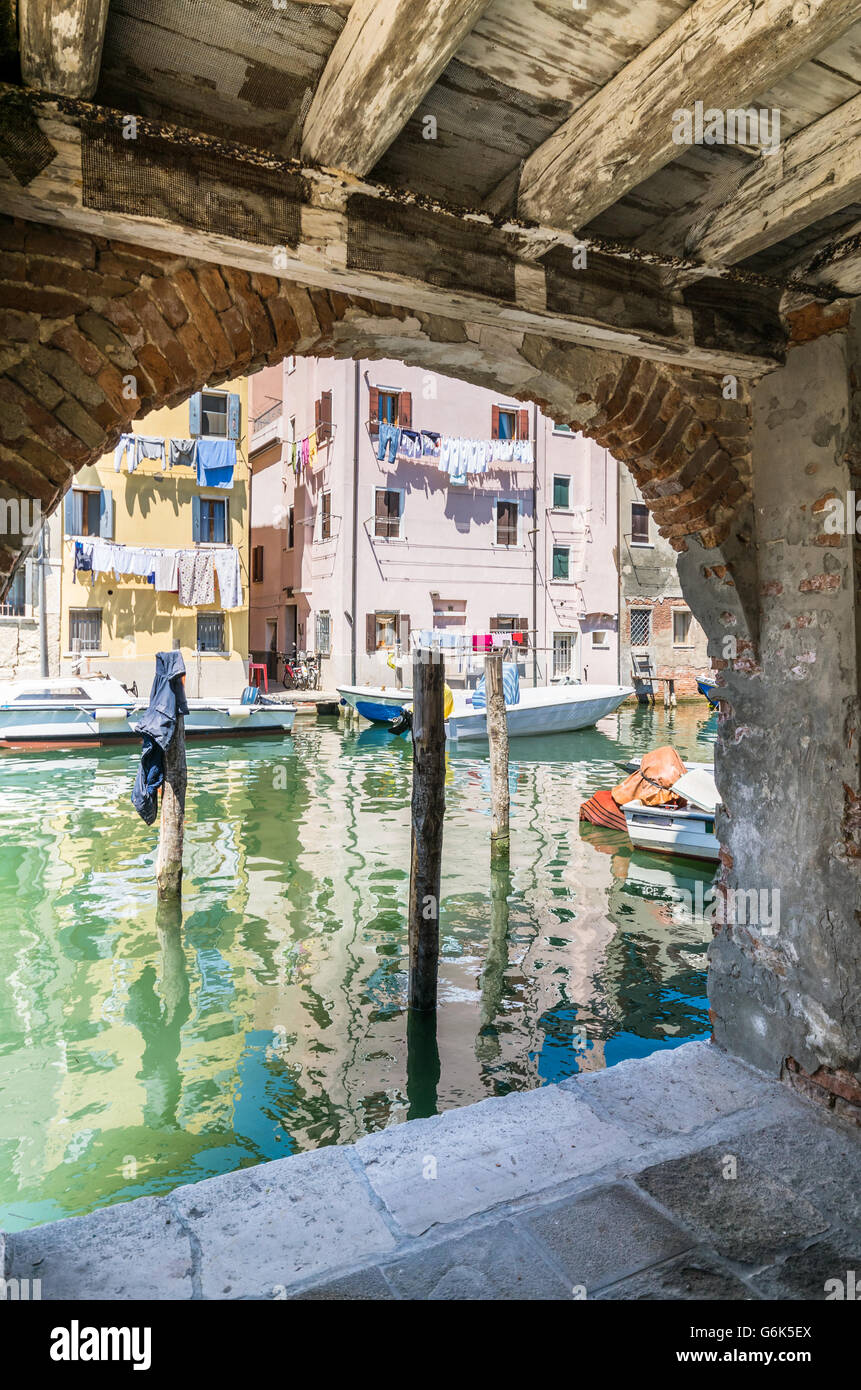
left=581, top=753, right=720, bottom=862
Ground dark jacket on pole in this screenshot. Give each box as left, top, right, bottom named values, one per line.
left=131, top=651, right=189, bottom=824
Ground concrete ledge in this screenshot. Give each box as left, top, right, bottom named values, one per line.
left=5, top=1041, right=860, bottom=1301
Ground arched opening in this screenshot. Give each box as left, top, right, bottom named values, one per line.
left=1, top=219, right=858, bottom=1104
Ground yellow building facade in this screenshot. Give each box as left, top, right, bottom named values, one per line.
left=59, top=378, right=250, bottom=697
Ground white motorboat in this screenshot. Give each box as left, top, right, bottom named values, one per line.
left=338, top=680, right=634, bottom=741
left=621, top=767, right=720, bottom=862
left=0, top=674, right=295, bottom=749
left=445, top=683, right=634, bottom=742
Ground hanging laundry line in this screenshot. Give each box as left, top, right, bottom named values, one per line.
left=71, top=539, right=244, bottom=609
left=370, top=424, right=534, bottom=484
left=286, top=423, right=337, bottom=477
left=113, top=436, right=238, bottom=490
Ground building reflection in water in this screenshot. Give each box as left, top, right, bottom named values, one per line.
left=0, top=703, right=715, bottom=1227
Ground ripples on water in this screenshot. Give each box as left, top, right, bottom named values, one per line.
left=0, top=702, right=717, bottom=1228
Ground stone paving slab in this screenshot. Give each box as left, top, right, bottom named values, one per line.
left=5, top=1041, right=860, bottom=1300
left=597, top=1252, right=755, bottom=1301
left=8, top=1196, right=193, bottom=1300
left=561, top=1040, right=783, bottom=1135
left=168, top=1145, right=397, bottom=1300
left=354, top=1083, right=642, bottom=1237
left=380, top=1221, right=572, bottom=1301
left=518, top=1182, right=694, bottom=1294
left=634, top=1146, right=830, bottom=1266
left=748, top=1239, right=861, bottom=1300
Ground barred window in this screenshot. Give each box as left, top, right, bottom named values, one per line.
left=69, top=609, right=102, bottom=652
left=316, top=611, right=331, bottom=655
left=197, top=613, right=225, bottom=652
left=630, top=608, right=651, bottom=647
left=0, top=569, right=25, bottom=617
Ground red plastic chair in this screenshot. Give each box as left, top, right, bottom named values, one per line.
left=248, top=660, right=268, bottom=692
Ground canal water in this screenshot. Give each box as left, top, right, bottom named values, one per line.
left=0, top=702, right=717, bottom=1230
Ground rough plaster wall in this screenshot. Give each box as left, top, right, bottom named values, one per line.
left=700, top=321, right=861, bottom=1080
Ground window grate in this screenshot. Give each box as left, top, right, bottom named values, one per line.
left=69, top=609, right=102, bottom=652
left=197, top=613, right=225, bottom=652
left=630, top=609, right=651, bottom=647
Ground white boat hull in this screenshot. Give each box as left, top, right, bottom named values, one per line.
left=622, top=800, right=719, bottom=862
left=445, top=684, right=634, bottom=743
left=0, top=688, right=295, bottom=748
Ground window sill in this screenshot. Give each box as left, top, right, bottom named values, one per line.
left=629, top=542, right=655, bottom=549
left=0, top=615, right=35, bottom=626
left=195, top=650, right=231, bottom=658
left=63, top=651, right=108, bottom=659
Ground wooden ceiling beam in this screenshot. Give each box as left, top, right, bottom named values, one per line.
left=663, top=92, right=861, bottom=267
left=0, top=94, right=798, bottom=377
left=19, top=0, right=111, bottom=99
left=300, top=0, right=492, bottom=175
left=516, top=0, right=861, bottom=235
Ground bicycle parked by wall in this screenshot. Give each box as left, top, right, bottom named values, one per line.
left=281, top=650, right=322, bottom=691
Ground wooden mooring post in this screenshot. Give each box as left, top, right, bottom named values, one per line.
left=485, top=653, right=510, bottom=861
left=156, top=715, right=187, bottom=900
left=408, top=650, right=446, bottom=1011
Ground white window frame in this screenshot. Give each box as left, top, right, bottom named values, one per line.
left=200, top=389, right=229, bottom=439
left=551, top=542, right=573, bottom=583
left=673, top=608, right=695, bottom=647
left=552, top=630, right=576, bottom=678
left=630, top=501, right=653, bottom=548
left=493, top=497, right=521, bottom=548
left=196, top=611, right=227, bottom=655
left=68, top=486, right=101, bottom=538
left=552, top=474, right=573, bottom=511
left=199, top=495, right=229, bottom=546
left=372, top=486, right=404, bottom=541
left=285, top=356, right=296, bottom=374
left=317, top=490, right=332, bottom=543
left=552, top=421, right=574, bottom=435
left=590, top=629, right=610, bottom=651
left=315, top=610, right=332, bottom=656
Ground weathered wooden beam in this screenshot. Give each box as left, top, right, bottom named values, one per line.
left=517, top=0, right=861, bottom=234
left=301, top=0, right=492, bottom=174
left=156, top=715, right=186, bottom=901
left=485, top=653, right=510, bottom=861
left=408, top=652, right=446, bottom=1012
left=19, top=0, right=111, bottom=99
left=669, top=93, right=861, bottom=267
left=0, top=94, right=797, bottom=376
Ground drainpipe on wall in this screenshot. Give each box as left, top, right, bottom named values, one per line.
left=350, top=359, right=360, bottom=685
left=532, top=402, right=539, bottom=687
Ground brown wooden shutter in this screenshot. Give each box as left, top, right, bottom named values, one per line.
left=314, top=396, right=322, bottom=434
left=369, top=386, right=379, bottom=428
left=366, top=613, right=377, bottom=652
left=491, top=404, right=500, bottom=439
left=489, top=616, right=499, bottom=631
left=398, top=391, right=412, bottom=429
left=399, top=613, right=410, bottom=648
left=252, top=545, right=264, bottom=582
left=319, top=390, right=332, bottom=443
left=517, top=617, right=529, bottom=650
left=517, top=409, right=530, bottom=441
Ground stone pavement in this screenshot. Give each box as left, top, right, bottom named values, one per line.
left=4, top=1042, right=860, bottom=1300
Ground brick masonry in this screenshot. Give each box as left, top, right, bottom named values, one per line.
left=0, top=216, right=754, bottom=592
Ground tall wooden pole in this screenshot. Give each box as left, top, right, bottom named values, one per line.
left=408, top=651, right=446, bottom=1011
left=486, top=653, right=510, bottom=861
left=156, top=714, right=186, bottom=900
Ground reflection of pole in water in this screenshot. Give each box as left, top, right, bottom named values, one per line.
left=156, top=898, right=189, bottom=1029
left=476, top=862, right=512, bottom=1066
left=406, top=1008, right=440, bottom=1121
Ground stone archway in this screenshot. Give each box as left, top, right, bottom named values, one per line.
left=0, top=217, right=858, bottom=1105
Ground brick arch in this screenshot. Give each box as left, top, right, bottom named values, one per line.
left=0, top=216, right=757, bottom=659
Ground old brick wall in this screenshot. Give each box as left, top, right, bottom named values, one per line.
left=0, top=217, right=753, bottom=593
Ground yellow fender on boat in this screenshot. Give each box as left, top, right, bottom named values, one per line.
left=402, top=684, right=455, bottom=718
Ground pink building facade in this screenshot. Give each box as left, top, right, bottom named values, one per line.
left=249, top=357, right=619, bottom=690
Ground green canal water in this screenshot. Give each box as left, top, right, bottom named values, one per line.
left=0, top=703, right=717, bottom=1230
